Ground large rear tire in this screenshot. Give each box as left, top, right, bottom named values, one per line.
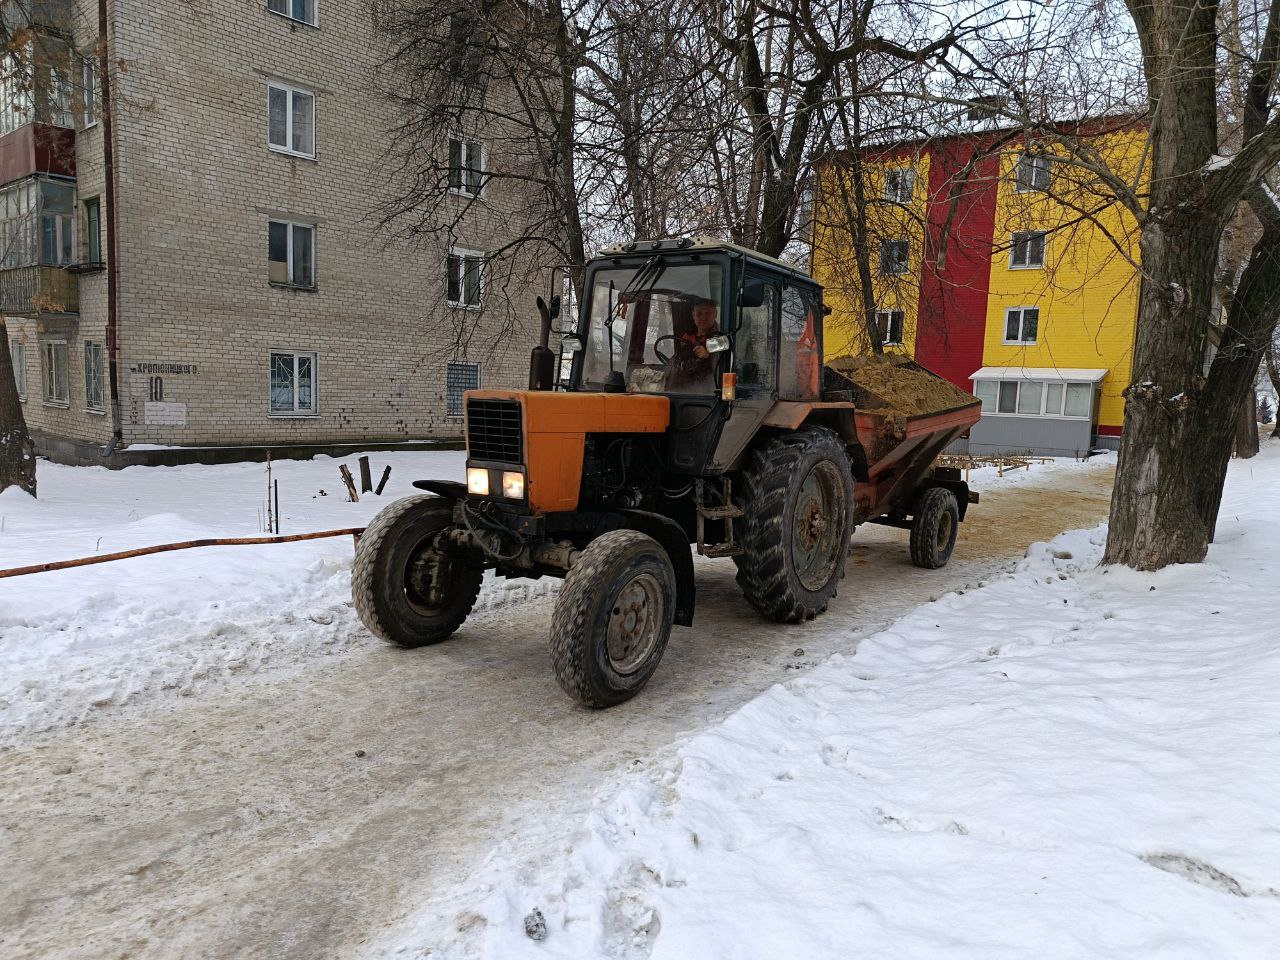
left=734, top=426, right=855, bottom=622
left=909, top=487, right=959, bottom=569
left=352, top=495, right=483, bottom=648
left=549, top=529, right=676, bottom=708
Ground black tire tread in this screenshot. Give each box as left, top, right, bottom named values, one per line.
left=352, top=494, right=482, bottom=647
left=733, top=426, right=854, bottom=623
left=909, top=487, right=959, bottom=569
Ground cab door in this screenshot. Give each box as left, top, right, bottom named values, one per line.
left=708, top=268, right=780, bottom=472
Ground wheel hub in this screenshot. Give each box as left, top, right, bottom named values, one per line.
left=790, top=461, right=844, bottom=592
left=606, top=573, right=662, bottom=675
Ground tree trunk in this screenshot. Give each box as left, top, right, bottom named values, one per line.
left=0, top=317, right=36, bottom=496
left=1266, top=343, right=1280, bottom=436
left=1232, top=356, right=1260, bottom=457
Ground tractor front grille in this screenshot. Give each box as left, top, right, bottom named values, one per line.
left=466, top=398, right=523, bottom=464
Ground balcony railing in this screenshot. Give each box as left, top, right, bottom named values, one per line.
left=0, top=264, right=78, bottom=315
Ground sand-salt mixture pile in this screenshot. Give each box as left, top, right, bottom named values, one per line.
left=826, top=353, right=977, bottom=418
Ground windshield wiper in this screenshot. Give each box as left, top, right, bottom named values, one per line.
left=605, top=256, right=666, bottom=376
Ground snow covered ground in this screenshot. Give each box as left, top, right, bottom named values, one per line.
left=0, top=451, right=555, bottom=741
left=377, top=445, right=1280, bottom=959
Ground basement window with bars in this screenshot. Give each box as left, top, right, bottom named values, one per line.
left=879, top=238, right=909, bottom=275
left=449, top=138, right=485, bottom=197
left=447, top=248, right=484, bottom=307
left=446, top=361, right=480, bottom=417
left=269, top=351, right=317, bottom=415
left=1009, top=230, right=1046, bottom=268
left=268, top=220, right=315, bottom=288
left=84, top=340, right=104, bottom=411
left=268, top=81, right=315, bottom=158
left=268, top=0, right=317, bottom=26
left=876, top=309, right=904, bottom=345
left=41, top=339, right=68, bottom=405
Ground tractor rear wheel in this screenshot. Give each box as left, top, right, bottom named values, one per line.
left=549, top=529, right=676, bottom=708
left=734, top=426, right=855, bottom=622
left=352, top=495, right=483, bottom=648
left=909, top=487, right=959, bottom=569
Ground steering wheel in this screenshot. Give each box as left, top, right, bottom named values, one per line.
left=652, top=334, right=679, bottom=365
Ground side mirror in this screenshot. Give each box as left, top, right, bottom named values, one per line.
left=561, top=334, right=584, bottom=352
left=739, top=283, right=766, bottom=309
left=705, top=334, right=731, bottom=354
left=548, top=294, right=562, bottom=320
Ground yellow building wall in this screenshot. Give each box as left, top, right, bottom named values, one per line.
left=983, top=129, right=1146, bottom=430
left=812, top=150, right=930, bottom=360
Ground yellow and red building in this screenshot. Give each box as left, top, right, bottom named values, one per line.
left=813, top=122, right=1145, bottom=456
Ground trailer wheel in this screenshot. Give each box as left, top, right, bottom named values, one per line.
left=909, top=487, right=959, bottom=569
left=352, top=495, right=483, bottom=648
left=549, top=529, right=675, bottom=708
left=734, top=425, right=855, bottom=622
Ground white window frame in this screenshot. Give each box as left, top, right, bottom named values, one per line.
left=875, top=309, right=905, bottom=346
left=1009, top=230, right=1046, bottom=269
left=974, top=378, right=1094, bottom=419
left=445, top=360, right=481, bottom=418
left=268, top=350, right=319, bottom=416
left=1003, top=306, right=1039, bottom=345
left=40, top=339, right=68, bottom=406
left=1015, top=153, right=1051, bottom=193
left=42, top=211, right=75, bottom=266
left=884, top=167, right=915, bottom=204
left=879, top=238, right=909, bottom=276
left=84, top=340, right=105, bottom=412
left=267, top=81, right=316, bottom=159
left=447, top=247, right=486, bottom=308
left=448, top=137, right=486, bottom=198
left=267, top=0, right=318, bottom=27
left=10, top=339, right=26, bottom=400
left=80, top=56, right=98, bottom=129
left=268, top=219, right=316, bottom=288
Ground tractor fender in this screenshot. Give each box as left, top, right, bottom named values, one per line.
left=619, top=508, right=696, bottom=627
left=412, top=479, right=468, bottom=500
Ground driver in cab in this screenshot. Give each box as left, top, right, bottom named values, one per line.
left=671, top=298, right=720, bottom=390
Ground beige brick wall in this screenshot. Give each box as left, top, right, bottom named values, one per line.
left=18, top=0, right=553, bottom=453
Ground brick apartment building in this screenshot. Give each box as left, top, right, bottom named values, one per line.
left=3, top=0, right=548, bottom=465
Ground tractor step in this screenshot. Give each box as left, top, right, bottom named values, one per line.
left=697, top=504, right=744, bottom=520
left=694, top=477, right=744, bottom=560
left=701, top=542, right=744, bottom=558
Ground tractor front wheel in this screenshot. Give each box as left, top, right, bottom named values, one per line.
left=549, top=529, right=676, bottom=708
left=352, top=495, right=484, bottom=648
left=734, top=425, right=855, bottom=622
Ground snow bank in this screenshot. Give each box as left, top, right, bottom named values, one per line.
left=0, top=452, right=554, bottom=741
left=384, top=446, right=1280, bottom=959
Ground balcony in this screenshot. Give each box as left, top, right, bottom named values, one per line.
left=0, top=264, right=77, bottom=315
left=0, top=123, right=75, bottom=188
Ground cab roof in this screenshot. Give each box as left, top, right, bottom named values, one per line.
left=595, top=236, right=813, bottom=282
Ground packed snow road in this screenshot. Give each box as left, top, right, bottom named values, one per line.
left=0, top=453, right=1113, bottom=959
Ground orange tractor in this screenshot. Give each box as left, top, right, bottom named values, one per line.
left=353, top=238, right=980, bottom=707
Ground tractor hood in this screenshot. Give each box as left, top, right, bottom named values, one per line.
left=463, top=390, right=671, bottom=513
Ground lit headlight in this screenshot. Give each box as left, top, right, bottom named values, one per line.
left=466, top=467, right=490, bottom=496
left=502, top=471, right=525, bottom=499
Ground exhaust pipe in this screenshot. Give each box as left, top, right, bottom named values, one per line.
left=529, top=295, right=558, bottom=390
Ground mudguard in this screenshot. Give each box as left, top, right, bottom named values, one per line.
left=411, top=479, right=468, bottom=500
left=619, top=508, right=696, bottom=627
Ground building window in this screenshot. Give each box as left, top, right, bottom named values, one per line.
left=267, top=82, right=315, bottom=158
left=449, top=138, right=485, bottom=197
left=10, top=339, right=25, bottom=399
left=80, top=56, right=98, bottom=128
left=268, top=0, right=317, bottom=26
left=84, top=340, right=104, bottom=411
left=1016, top=153, right=1051, bottom=193
left=1004, top=306, right=1039, bottom=344
left=876, top=309, right=904, bottom=345
left=879, top=239, right=909, bottom=275
left=447, top=248, right=484, bottom=306
left=269, top=351, right=317, bottom=415
left=268, top=220, right=315, bottom=287
left=884, top=167, right=914, bottom=204
left=41, top=339, right=68, bottom=405
left=974, top=378, right=1094, bottom=418
left=1009, top=230, right=1046, bottom=269
left=83, top=196, right=101, bottom=264
left=41, top=206, right=74, bottom=266
left=446, top=360, right=480, bottom=417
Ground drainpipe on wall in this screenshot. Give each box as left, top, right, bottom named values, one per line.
left=98, top=0, right=122, bottom=456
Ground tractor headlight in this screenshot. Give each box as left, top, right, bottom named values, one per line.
left=502, top=471, right=525, bottom=499
left=466, top=467, right=490, bottom=496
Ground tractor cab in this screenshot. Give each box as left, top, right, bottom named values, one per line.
left=565, top=237, right=826, bottom=473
